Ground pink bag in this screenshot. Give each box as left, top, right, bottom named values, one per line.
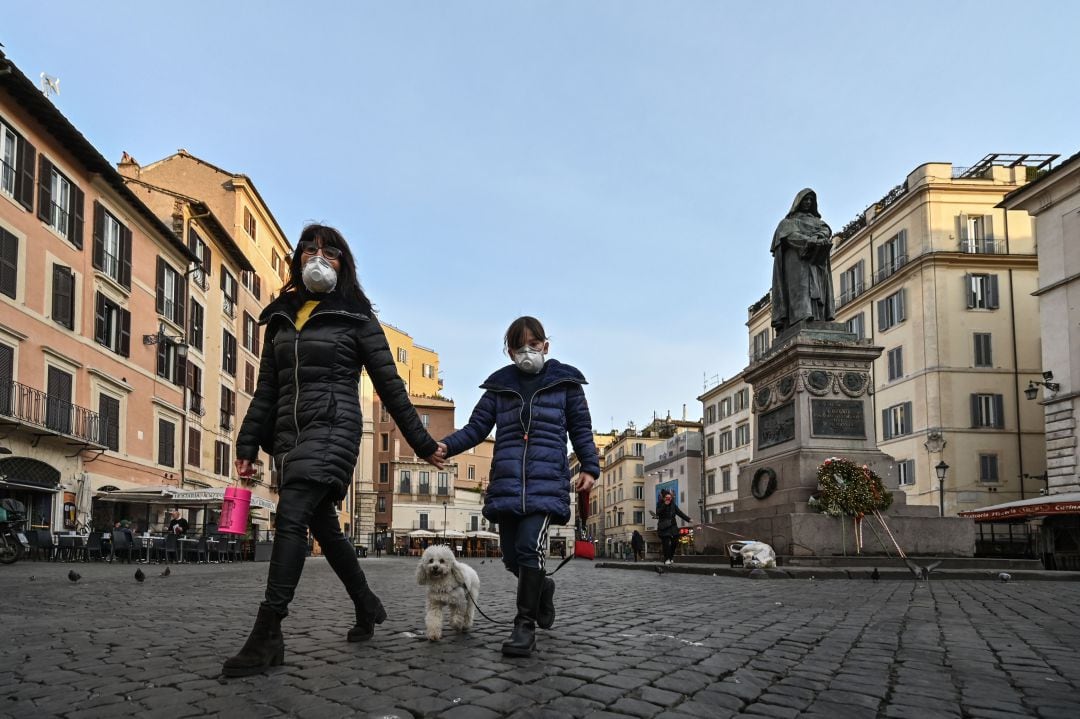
left=218, top=486, right=251, bottom=535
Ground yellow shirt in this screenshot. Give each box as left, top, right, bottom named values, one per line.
left=294, top=300, right=319, bottom=331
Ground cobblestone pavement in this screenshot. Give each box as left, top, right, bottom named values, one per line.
left=1, top=557, right=1078, bottom=718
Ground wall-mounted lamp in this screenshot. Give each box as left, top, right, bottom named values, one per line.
left=1024, top=371, right=1059, bottom=400
left=143, top=328, right=189, bottom=359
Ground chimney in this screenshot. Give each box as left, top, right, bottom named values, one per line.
left=682, top=404, right=687, bottom=421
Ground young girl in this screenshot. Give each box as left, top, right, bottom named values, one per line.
left=438, top=316, right=599, bottom=657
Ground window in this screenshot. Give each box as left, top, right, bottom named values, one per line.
left=155, top=258, right=184, bottom=326
left=734, top=389, right=749, bottom=412
left=706, top=404, right=716, bottom=424
left=707, top=471, right=715, bottom=494
left=397, top=347, right=408, bottom=363
left=271, top=250, right=280, bottom=273
left=974, top=333, right=992, bottom=368
left=399, top=471, right=411, bottom=493
left=845, top=313, right=865, bottom=340
left=719, top=398, right=732, bottom=418
left=881, top=402, right=912, bottom=440
left=241, top=270, right=261, bottom=300
left=243, top=207, right=257, bottom=239
left=46, top=367, right=72, bottom=435
left=633, top=442, right=646, bottom=456
left=244, top=362, right=256, bottom=394
left=220, top=268, right=238, bottom=317
left=222, top=330, right=237, bottom=376
left=98, top=394, right=120, bottom=452
left=437, top=472, right=449, bottom=495
left=633, top=510, right=644, bottom=525
left=186, top=363, right=203, bottom=415
left=380, top=433, right=389, bottom=452
left=0, top=226, right=17, bottom=299
left=220, top=385, right=236, bottom=431
left=418, top=513, right=429, bottom=530
left=214, top=440, right=231, bottom=476
left=0, top=117, right=35, bottom=211
left=156, top=342, right=183, bottom=385
left=376, top=495, right=386, bottom=513
left=92, top=203, right=131, bottom=288
left=418, top=471, right=430, bottom=494
left=379, top=405, right=390, bottom=423
left=722, top=468, right=732, bottom=492
left=979, top=454, right=999, bottom=484
left=158, top=418, right=175, bottom=467
left=38, top=159, right=83, bottom=246
left=420, top=413, right=429, bottom=428
left=189, top=300, right=204, bottom=352
left=960, top=214, right=995, bottom=253
left=752, top=329, right=770, bottom=360
left=422, top=363, right=436, bottom=379
left=966, top=274, right=1000, bottom=310
left=51, top=264, right=75, bottom=330
left=839, top=260, right=866, bottom=306
left=242, top=313, right=260, bottom=355
left=875, top=230, right=907, bottom=282
left=735, top=424, right=750, bottom=447
left=877, top=288, right=906, bottom=331
left=887, top=347, right=903, bottom=381
left=706, top=434, right=715, bottom=456
left=971, top=394, right=1004, bottom=429
left=94, top=293, right=130, bottom=356
left=719, top=431, right=733, bottom=452
left=187, top=427, right=201, bottom=467
left=897, top=459, right=915, bottom=486
left=467, top=465, right=475, bottom=480
left=188, top=228, right=211, bottom=290
left=634, top=485, right=643, bottom=499
left=379, top=463, right=389, bottom=483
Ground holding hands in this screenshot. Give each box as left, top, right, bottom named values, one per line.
left=424, top=441, right=448, bottom=470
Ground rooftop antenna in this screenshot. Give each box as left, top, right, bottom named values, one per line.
left=40, top=73, right=60, bottom=100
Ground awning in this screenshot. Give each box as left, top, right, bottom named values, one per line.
left=442, top=529, right=467, bottom=539
left=408, top=529, right=436, bottom=538
left=957, top=492, right=1080, bottom=522
left=94, top=485, right=275, bottom=511
left=466, top=530, right=500, bottom=540
left=0, top=478, right=60, bottom=493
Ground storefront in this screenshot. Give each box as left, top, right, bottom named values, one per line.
left=0, top=457, right=61, bottom=530
left=958, top=492, right=1080, bottom=570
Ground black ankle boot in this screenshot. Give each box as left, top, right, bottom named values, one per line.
left=537, top=576, right=555, bottom=630
left=502, top=568, right=543, bottom=657
left=346, top=581, right=387, bottom=642
left=222, top=606, right=285, bottom=677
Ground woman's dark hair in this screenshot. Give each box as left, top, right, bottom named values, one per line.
left=282, top=224, right=373, bottom=314
left=504, top=316, right=546, bottom=353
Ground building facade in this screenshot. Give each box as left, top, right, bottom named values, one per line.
left=748, top=155, right=1055, bottom=516
left=699, top=373, right=751, bottom=518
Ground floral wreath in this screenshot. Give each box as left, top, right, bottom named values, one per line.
left=811, top=457, right=893, bottom=519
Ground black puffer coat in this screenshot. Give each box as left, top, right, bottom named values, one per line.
left=655, top=499, right=692, bottom=539
left=236, top=291, right=437, bottom=500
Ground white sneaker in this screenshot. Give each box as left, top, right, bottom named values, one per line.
left=665, top=559, right=673, bottom=565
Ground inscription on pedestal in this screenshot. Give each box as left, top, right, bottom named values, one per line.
left=810, top=399, right=865, bottom=438
left=759, top=402, right=795, bottom=449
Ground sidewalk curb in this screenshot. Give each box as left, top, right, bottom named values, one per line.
left=595, top=560, right=1080, bottom=581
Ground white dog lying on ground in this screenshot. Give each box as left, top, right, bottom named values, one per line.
left=415, top=544, right=480, bottom=641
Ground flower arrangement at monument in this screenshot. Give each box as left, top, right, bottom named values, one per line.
left=814, top=457, right=892, bottom=517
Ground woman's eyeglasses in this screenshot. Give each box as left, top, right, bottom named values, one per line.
left=300, top=241, right=342, bottom=260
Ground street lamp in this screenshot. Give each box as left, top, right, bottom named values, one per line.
left=1025, top=371, right=1060, bottom=400
left=935, top=461, right=949, bottom=517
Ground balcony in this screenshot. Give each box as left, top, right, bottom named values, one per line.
left=437, top=487, right=449, bottom=496
left=188, top=394, right=205, bottom=417
left=418, top=483, right=431, bottom=495
left=872, top=255, right=908, bottom=285
left=836, top=282, right=866, bottom=308
left=219, top=412, right=233, bottom=432
left=399, top=481, right=411, bottom=494
left=0, top=380, right=107, bottom=449
left=223, top=297, right=236, bottom=319
left=960, top=239, right=1004, bottom=254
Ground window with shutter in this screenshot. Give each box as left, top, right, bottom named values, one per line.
left=222, top=330, right=237, bottom=376
left=979, top=454, right=999, bottom=483
left=187, top=427, right=201, bottom=467
left=46, top=366, right=72, bottom=434
left=98, top=394, right=120, bottom=451
left=1, top=118, right=36, bottom=211
left=158, top=418, right=175, bottom=467
left=0, top=226, right=18, bottom=299
left=189, top=299, right=204, bottom=352
left=0, top=343, right=14, bottom=416
left=51, top=264, right=75, bottom=330
left=244, top=362, right=255, bottom=394
left=974, top=333, right=992, bottom=367
left=887, top=347, right=903, bottom=381
left=897, top=459, right=915, bottom=486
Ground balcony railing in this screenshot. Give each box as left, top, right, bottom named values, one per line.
left=836, top=282, right=866, bottom=308
left=223, top=298, right=236, bottom=319
left=1, top=159, right=15, bottom=195
left=437, top=487, right=449, bottom=496
left=399, top=481, right=411, bottom=494
left=0, top=380, right=106, bottom=448
left=219, top=412, right=233, bottom=431
left=418, top=483, right=431, bottom=495
left=872, top=255, right=908, bottom=285
left=188, top=394, right=205, bottom=416
left=960, top=239, right=1004, bottom=254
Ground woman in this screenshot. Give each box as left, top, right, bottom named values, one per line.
left=655, top=489, right=691, bottom=565
left=438, top=316, right=599, bottom=657
left=223, top=224, right=444, bottom=677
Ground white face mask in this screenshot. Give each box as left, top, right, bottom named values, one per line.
left=302, top=255, right=338, bottom=293
left=513, top=345, right=546, bottom=374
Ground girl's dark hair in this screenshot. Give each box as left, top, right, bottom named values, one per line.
left=504, top=316, right=546, bottom=353
left=282, top=224, right=373, bottom=314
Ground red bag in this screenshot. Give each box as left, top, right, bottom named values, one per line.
left=573, top=490, right=594, bottom=560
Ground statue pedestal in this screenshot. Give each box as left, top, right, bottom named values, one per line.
left=703, top=322, right=973, bottom=558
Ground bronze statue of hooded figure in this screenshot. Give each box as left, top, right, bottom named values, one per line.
left=770, top=188, right=835, bottom=332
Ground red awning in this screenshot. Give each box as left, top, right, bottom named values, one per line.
left=957, top=492, right=1080, bottom=522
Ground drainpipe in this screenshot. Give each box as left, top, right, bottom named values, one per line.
left=178, top=207, right=211, bottom=492
left=1003, top=210, right=1025, bottom=500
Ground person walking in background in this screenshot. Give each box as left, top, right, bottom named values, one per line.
left=631, top=529, right=645, bottom=562
left=655, top=489, right=691, bottom=565
left=438, top=316, right=599, bottom=658
left=223, top=224, right=445, bottom=678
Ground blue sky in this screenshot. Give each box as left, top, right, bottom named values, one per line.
left=4, top=1, right=1078, bottom=433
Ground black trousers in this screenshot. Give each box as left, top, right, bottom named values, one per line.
left=261, top=481, right=366, bottom=616
left=660, top=535, right=678, bottom=562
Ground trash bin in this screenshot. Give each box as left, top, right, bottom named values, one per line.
left=354, top=544, right=368, bottom=558
left=253, top=541, right=273, bottom=562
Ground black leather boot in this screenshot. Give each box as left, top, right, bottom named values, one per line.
left=346, top=580, right=387, bottom=642
left=537, top=576, right=555, bottom=630
left=221, top=605, right=285, bottom=677
left=502, top=567, right=543, bottom=657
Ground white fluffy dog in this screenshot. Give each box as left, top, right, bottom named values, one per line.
left=415, top=544, right=480, bottom=641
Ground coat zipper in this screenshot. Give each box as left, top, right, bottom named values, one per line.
left=516, top=379, right=573, bottom=514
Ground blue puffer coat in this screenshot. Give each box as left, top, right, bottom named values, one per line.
left=442, top=359, right=601, bottom=525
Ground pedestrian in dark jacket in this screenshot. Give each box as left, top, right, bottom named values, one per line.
left=655, top=489, right=691, bottom=565
left=222, top=224, right=445, bottom=678
left=631, top=529, right=645, bottom=562
left=439, top=316, right=600, bottom=658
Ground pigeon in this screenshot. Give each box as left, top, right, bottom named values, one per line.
left=160, top=566, right=171, bottom=577
left=904, top=558, right=943, bottom=581
left=67, top=570, right=81, bottom=583
left=655, top=565, right=664, bottom=576
left=134, top=569, right=145, bottom=583
left=871, top=568, right=880, bottom=582
left=28, top=575, right=35, bottom=581
left=998, top=572, right=1012, bottom=583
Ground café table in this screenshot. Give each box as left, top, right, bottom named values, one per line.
left=177, top=537, right=198, bottom=563
left=139, top=534, right=164, bottom=563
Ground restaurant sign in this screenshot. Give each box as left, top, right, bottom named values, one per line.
left=959, top=501, right=1080, bottom=522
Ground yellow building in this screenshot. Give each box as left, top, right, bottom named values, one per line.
left=749, top=154, right=1056, bottom=516
left=699, top=372, right=752, bottom=517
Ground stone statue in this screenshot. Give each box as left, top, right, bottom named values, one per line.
left=771, top=188, right=835, bottom=332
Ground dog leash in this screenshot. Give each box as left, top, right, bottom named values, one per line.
left=462, top=585, right=510, bottom=625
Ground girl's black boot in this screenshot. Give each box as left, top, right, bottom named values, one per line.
left=222, top=606, right=285, bottom=677
left=502, top=568, right=543, bottom=657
